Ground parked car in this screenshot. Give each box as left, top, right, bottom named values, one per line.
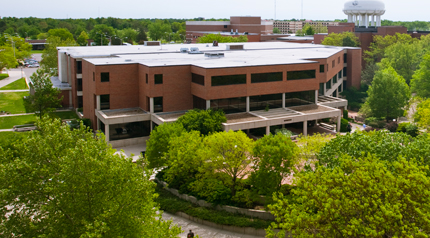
left=28, top=63, right=40, bottom=68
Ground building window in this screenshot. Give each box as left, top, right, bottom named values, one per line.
left=250, top=94, right=282, bottom=111
left=224, top=25, right=228, bottom=28
left=319, top=64, right=324, bottom=73
left=146, top=74, right=148, bottom=84
left=78, top=96, right=83, bottom=108
left=319, top=83, right=325, bottom=95
left=210, top=97, right=246, bottom=114
left=211, top=74, right=246, bottom=86
left=101, top=72, right=109, bottom=82
left=93, top=72, right=95, bottom=81
left=192, top=73, right=205, bottom=86
left=77, top=78, right=82, bottom=91
left=76, top=61, right=82, bottom=74
left=326, top=80, right=332, bottom=90
left=332, top=60, right=335, bottom=68
left=193, top=95, right=206, bottom=110
left=344, top=53, right=347, bottom=63
left=287, top=70, right=316, bottom=80
left=343, top=67, right=347, bottom=77
left=338, top=70, right=342, bottom=79
left=338, top=57, right=340, bottom=64
left=100, top=94, right=110, bottom=110
left=109, top=121, right=151, bottom=141
left=251, top=72, right=282, bottom=83
left=155, top=74, right=163, bottom=84
left=154, top=97, right=163, bottom=113
left=333, top=75, right=337, bottom=84
left=285, top=90, right=315, bottom=107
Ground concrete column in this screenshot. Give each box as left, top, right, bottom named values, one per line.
left=246, top=96, right=250, bottom=112
left=266, top=126, right=270, bottom=135
left=323, top=81, right=327, bottom=95
left=105, top=124, right=110, bottom=141
left=377, top=15, right=381, bottom=27
left=359, top=15, right=362, bottom=26
left=150, top=97, right=154, bottom=113
left=69, top=90, right=72, bottom=108
left=337, top=115, right=341, bottom=133
left=58, top=51, right=68, bottom=83
left=206, top=100, right=211, bottom=110
left=372, top=15, right=375, bottom=26
left=315, top=90, right=318, bottom=104
left=150, top=121, right=153, bottom=132
left=303, top=120, right=308, bottom=136
left=96, top=95, right=100, bottom=110
left=282, top=93, right=286, bottom=108
left=365, top=14, right=368, bottom=27
left=348, top=14, right=353, bottom=22
left=97, top=119, right=100, bottom=131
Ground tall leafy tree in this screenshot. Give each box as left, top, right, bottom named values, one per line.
left=117, top=28, right=138, bottom=43
left=364, top=33, right=416, bottom=64
left=41, top=36, right=76, bottom=71
left=267, top=156, right=430, bottom=238
left=148, top=20, right=171, bottom=41
left=176, top=109, right=227, bottom=136
left=0, top=46, right=18, bottom=70
left=321, top=31, right=359, bottom=47
left=366, top=66, right=410, bottom=121
left=47, top=28, right=74, bottom=41
left=414, top=98, right=430, bottom=131
left=251, top=133, right=298, bottom=196
left=76, top=30, right=89, bottom=46
left=197, top=34, right=248, bottom=43
left=411, top=53, right=430, bottom=98
left=89, top=24, right=116, bottom=46
left=302, top=23, right=315, bottom=36
left=24, top=68, right=62, bottom=118
left=0, top=118, right=181, bottom=237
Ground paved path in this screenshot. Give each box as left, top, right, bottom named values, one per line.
left=0, top=89, right=29, bottom=92
left=0, top=129, right=13, bottom=132
left=0, top=71, right=25, bottom=88
left=0, top=112, right=35, bottom=117
left=162, top=212, right=263, bottom=238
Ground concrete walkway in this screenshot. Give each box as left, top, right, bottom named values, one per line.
left=0, top=112, right=36, bottom=117
left=0, top=89, right=29, bottom=92
left=0, top=71, right=26, bottom=88
left=0, top=129, right=13, bottom=132
left=162, top=212, right=263, bottom=238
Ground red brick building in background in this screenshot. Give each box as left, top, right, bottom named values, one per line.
left=56, top=42, right=361, bottom=147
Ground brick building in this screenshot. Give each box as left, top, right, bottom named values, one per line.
left=57, top=42, right=361, bottom=147
left=273, top=20, right=339, bottom=34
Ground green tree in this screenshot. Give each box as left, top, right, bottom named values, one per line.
left=361, top=63, right=379, bottom=86
left=196, top=34, right=248, bottom=43
left=47, top=28, right=74, bottom=41
left=295, top=133, right=332, bottom=162
left=366, top=66, right=410, bottom=121
left=267, top=156, right=430, bottom=238
left=302, top=23, right=315, bottom=36
left=76, top=30, right=89, bottom=46
left=321, top=32, right=359, bottom=47
left=136, top=26, right=148, bottom=44
left=176, top=109, right=227, bottom=135
left=148, top=20, right=171, bottom=41
left=0, top=34, right=32, bottom=61
left=41, top=35, right=76, bottom=72
left=203, top=130, right=254, bottom=197
left=414, top=98, right=430, bottom=131
left=0, top=46, right=18, bottom=70
left=36, top=32, right=48, bottom=40
left=24, top=68, right=62, bottom=118
left=273, top=27, right=281, bottom=34
left=145, top=122, right=185, bottom=168
left=89, top=24, right=116, bottom=46
left=364, top=33, right=416, bottom=64
left=117, top=28, right=138, bottom=43
left=411, top=53, right=430, bottom=98
left=0, top=118, right=181, bottom=237
left=251, top=133, right=298, bottom=195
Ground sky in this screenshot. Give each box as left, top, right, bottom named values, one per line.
left=0, top=0, right=428, bottom=22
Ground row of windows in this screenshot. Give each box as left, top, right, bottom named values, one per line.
left=98, top=72, right=163, bottom=84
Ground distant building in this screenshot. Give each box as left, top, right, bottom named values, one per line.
left=25, top=39, right=47, bottom=50
left=274, top=20, right=339, bottom=34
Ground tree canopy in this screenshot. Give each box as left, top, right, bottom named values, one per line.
left=176, top=109, right=227, bottom=135
left=196, top=34, right=248, bottom=43
left=41, top=35, right=76, bottom=72
left=321, top=32, right=359, bottom=47
left=366, top=66, right=410, bottom=121
left=414, top=98, right=430, bottom=131
left=89, top=24, right=116, bottom=46
left=148, top=20, right=171, bottom=41
left=0, top=118, right=181, bottom=237
left=411, top=53, right=430, bottom=98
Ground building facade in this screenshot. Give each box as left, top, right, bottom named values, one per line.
left=57, top=42, right=361, bottom=147
left=273, top=21, right=339, bottom=34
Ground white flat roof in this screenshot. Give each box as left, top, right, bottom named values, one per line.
left=58, top=42, right=352, bottom=69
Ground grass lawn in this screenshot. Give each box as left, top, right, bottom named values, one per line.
left=0, top=111, right=79, bottom=129
left=0, top=92, right=30, bottom=114
left=0, top=73, right=9, bottom=80
left=31, top=50, right=44, bottom=54
left=0, top=78, right=28, bottom=90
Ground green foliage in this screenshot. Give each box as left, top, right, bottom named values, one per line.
left=361, top=63, right=379, bottom=86
left=364, top=117, right=386, bottom=128
left=89, top=24, right=116, bottom=46
left=47, top=28, right=74, bottom=41
left=0, top=46, right=18, bottom=70
left=367, top=66, right=411, bottom=121
left=296, top=133, right=332, bottom=162
left=340, top=86, right=367, bottom=110
left=176, top=109, right=227, bottom=135
left=117, top=28, right=138, bottom=43
left=414, top=98, right=430, bottom=130
left=0, top=118, right=181, bottom=237
left=364, top=33, right=416, bottom=64
left=145, top=122, right=185, bottom=168
left=302, top=23, right=315, bottom=36
left=321, top=32, right=359, bottom=47
left=343, top=109, right=348, bottom=119
left=0, top=77, right=27, bottom=90
left=148, top=20, right=171, bottom=41
left=155, top=186, right=271, bottom=229
left=196, top=34, right=248, bottom=43
left=411, top=53, right=430, bottom=98
left=267, top=156, right=430, bottom=238
left=384, top=121, right=398, bottom=132
left=251, top=133, right=298, bottom=196
left=76, top=30, right=89, bottom=46
left=41, top=36, right=76, bottom=71
left=405, top=123, right=419, bottom=137
left=24, top=68, right=62, bottom=118
left=274, top=128, right=293, bottom=137
left=0, top=91, right=30, bottom=114
left=340, top=118, right=349, bottom=132
left=273, top=27, right=281, bottom=34
left=0, top=73, right=8, bottom=80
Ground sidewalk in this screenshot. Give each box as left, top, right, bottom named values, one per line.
left=0, top=71, right=26, bottom=88
left=0, top=89, right=29, bottom=92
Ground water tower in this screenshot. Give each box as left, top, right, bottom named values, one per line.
left=343, top=0, right=385, bottom=27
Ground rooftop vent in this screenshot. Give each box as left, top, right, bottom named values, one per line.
left=188, top=47, right=203, bottom=54
left=226, top=44, right=244, bottom=50
left=204, top=52, right=225, bottom=58
left=144, top=41, right=161, bottom=46
left=124, top=59, right=132, bottom=62
left=180, top=48, right=189, bottom=53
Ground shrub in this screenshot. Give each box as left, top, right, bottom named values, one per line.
left=385, top=121, right=398, bottom=132
left=397, top=122, right=408, bottom=133
left=340, top=118, right=349, bottom=132
left=405, top=123, right=419, bottom=137
left=77, top=107, right=83, bottom=112
left=343, top=109, right=349, bottom=119
left=365, top=126, right=376, bottom=132
left=364, top=117, right=385, bottom=128
left=80, top=118, right=92, bottom=129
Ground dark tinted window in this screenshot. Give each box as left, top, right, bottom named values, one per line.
left=155, top=74, right=163, bottom=84
left=109, top=121, right=151, bottom=141
left=192, top=73, right=205, bottom=86
left=319, top=83, right=324, bottom=95
left=250, top=94, right=282, bottom=111
left=101, top=72, right=109, bottom=82
left=287, top=70, right=316, bottom=80
left=154, top=97, right=163, bottom=113
left=285, top=90, right=315, bottom=107
left=76, top=61, right=82, bottom=74
left=77, top=78, right=82, bottom=91
left=211, top=74, right=246, bottom=86
left=100, top=94, right=110, bottom=110
left=193, top=95, right=206, bottom=110
left=251, top=72, right=282, bottom=83
left=326, top=80, right=331, bottom=90
left=146, top=74, right=148, bottom=84
left=344, top=53, right=347, bottom=63
left=338, top=71, right=342, bottom=79
left=333, top=74, right=337, bottom=84
left=319, top=64, right=324, bottom=73
left=210, top=97, right=246, bottom=114
left=343, top=67, right=347, bottom=77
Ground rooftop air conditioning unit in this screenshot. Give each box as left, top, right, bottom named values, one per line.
left=204, top=52, right=225, bottom=58
left=226, top=44, right=244, bottom=50
left=180, top=48, right=189, bottom=53
left=188, top=47, right=203, bottom=54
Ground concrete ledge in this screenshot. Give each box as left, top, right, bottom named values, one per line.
left=155, top=178, right=275, bottom=221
